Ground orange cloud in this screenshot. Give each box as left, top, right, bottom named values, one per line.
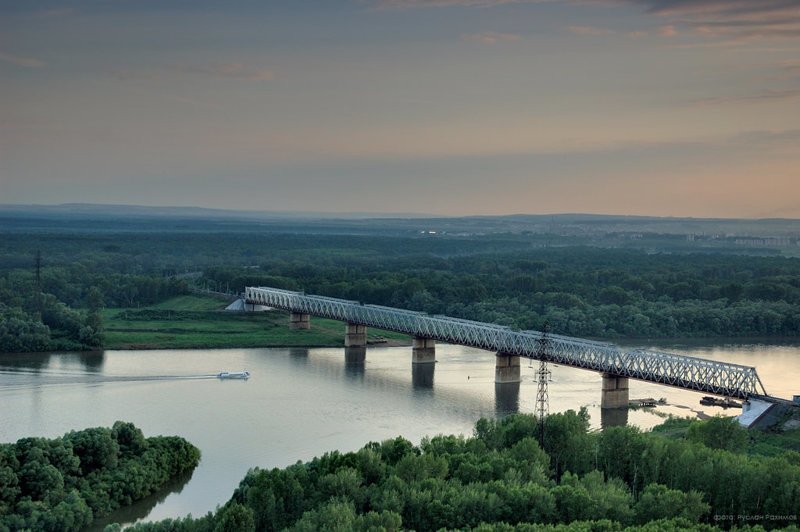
left=659, top=24, right=678, bottom=37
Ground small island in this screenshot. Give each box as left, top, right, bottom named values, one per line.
left=0, top=422, right=200, bottom=531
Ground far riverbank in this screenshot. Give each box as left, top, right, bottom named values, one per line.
left=101, top=295, right=800, bottom=352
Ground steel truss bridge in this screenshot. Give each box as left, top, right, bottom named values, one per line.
left=245, top=287, right=769, bottom=400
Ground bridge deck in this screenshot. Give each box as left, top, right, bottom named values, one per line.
left=245, top=286, right=768, bottom=400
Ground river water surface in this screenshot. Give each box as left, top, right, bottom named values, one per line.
left=1, top=343, right=798, bottom=527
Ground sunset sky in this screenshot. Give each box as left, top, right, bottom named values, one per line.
left=2, top=0, right=799, bottom=217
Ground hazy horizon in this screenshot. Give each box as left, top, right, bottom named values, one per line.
left=5, top=201, right=800, bottom=223
left=2, top=1, right=799, bottom=218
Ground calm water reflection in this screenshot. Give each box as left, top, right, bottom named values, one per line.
left=87, top=471, right=195, bottom=532
left=1, top=343, right=798, bottom=526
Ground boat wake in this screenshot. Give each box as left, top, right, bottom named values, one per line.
left=0, top=369, right=250, bottom=389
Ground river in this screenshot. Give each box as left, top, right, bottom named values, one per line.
left=1, top=343, right=798, bottom=527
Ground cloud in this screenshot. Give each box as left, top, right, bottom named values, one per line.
left=694, top=88, right=800, bottom=105
left=33, top=8, right=74, bottom=18
left=658, top=24, right=678, bottom=36
left=463, top=31, right=522, bottom=43
left=731, top=129, right=800, bottom=145
left=179, top=63, right=274, bottom=81
left=110, top=63, right=274, bottom=83
left=623, top=0, right=799, bottom=17
left=369, top=0, right=545, bottom=8
left=369, top=0, right=800, bottom=41
left=777, top=60, right=800, bottom=76
left=567, top=25, right=616, bottom=36
left=612, top=0, right=800, bottom=41
left=112, top=69, right=160, bottom=82
left=0, top=51, right=45, bottom=68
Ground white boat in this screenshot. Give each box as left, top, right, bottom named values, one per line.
left=217, top=371, right=250, bottom=380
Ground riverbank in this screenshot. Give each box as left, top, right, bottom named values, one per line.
left=101, top=295, right=800, bottom=351
left=102, top=295, right=800, bottom=352
left=102, top=295, right=411, bottom=350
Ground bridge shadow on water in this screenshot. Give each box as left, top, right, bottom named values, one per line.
left=495, top=382, right=520, bottom=416
left=271, top=346, right=687, bottom=428
left=412, top=363, right=434, bottom=390
left=272, top=347, right=524, bottom=419
left=288, top=347, right=311, bottom=365
left=344, top=346, right=367, bottom=379
left=600, top=407, right=629, bottom=429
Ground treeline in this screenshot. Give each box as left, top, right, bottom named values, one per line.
left=120, top=412, right=799, bottom=532
left=0, top=268, right=187, bottom=352
left=0, top=223, right=530, bottom=274
left=204, top=247, right=800, bottom=338
left=0, top=421, right=201, bottom=532
left=3, top=217, right=800, bottom=347
left=0, top=291, right=102, bottom=353
left=0, top=268, right=188, bottom=310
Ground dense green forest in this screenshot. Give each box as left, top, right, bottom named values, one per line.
left=202, top=247, right=800, bottom=338
left=2, top=213, right=800, bottom=352
left=0, top=274, right=187, bottom=352
left=0, top=422, right=200, bottom=531
left=114, top=412, right=799, bottom=532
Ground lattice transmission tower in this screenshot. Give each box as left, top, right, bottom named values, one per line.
left=535, top=322, right=552, bottom=438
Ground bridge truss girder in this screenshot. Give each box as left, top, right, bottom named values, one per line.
left=245, top=287, right=767, bottom=400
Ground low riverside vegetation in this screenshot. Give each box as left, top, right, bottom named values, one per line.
left=100, top=296, right=407, bottom=350
left=122, top=412, right=800, bottom=532
left=0, top=422, right=200, bottom=531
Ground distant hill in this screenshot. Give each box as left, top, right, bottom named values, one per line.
left=1, top=203, right=798, bottom=241
left=0, top=203, right=435, bottom=220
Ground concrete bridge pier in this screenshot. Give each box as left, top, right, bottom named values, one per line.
left=345, top=323, right=367, bottom=347
left=289, top=312, right=310, bottom=330
left=601, top=373, right=629, bottom=409
left=495, top=353, right=521, bottom=384
left=412, top=337, right=436, bottom=364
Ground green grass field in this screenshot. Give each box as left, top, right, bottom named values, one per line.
left=102, top=295, right=410, bottom=350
